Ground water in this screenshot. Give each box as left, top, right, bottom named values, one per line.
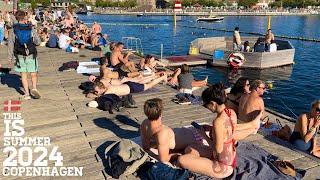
left=79, top=14, right=320, bottom=118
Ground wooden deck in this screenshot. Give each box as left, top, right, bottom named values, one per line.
left=163, top=55, right=208, bottom=67
left=0, top=47, right=319, bottom=180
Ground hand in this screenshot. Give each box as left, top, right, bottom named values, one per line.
left=314, top=118, right=320, bottom=128
left=127, top=51, right=133, bottom=56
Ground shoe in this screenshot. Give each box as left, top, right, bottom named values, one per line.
left=31, top=89, right=41, bottom=99
left=178, top=97, right=191, bottom=105
left=20, top=95, right=31, bottom=100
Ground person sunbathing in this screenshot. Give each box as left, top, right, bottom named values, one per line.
left=177, top=83, right=262, bottom=178
left=226, top=77, right=251, bottom=114
left=140, top=98, right=208, bottom=163
left=93, top=74, right=167, bottom=96
left=110, top=42, right=137, bottom=72
left=289, top=100, right=320, bottom=158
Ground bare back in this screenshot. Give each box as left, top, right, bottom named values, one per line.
left=110, top=51, right=121, bottom=67
left=238, top=94, right=264, bottom=122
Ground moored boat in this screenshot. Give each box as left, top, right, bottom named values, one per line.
left=189, top=36, right=295, bottom=69
left=197, top=16, right=224, bottom=22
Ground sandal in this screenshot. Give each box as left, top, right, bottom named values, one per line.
left=31, top=89, right=41, bottom=99
left=20, top=95, right=31, bottom=100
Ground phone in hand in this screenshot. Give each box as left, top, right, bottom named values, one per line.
left=191, top=121, right=202, bottom=129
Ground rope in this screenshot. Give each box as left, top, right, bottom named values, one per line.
left=178, top=25, right=320, bottom=42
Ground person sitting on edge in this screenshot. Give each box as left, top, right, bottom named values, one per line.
left=176, top=64, right=207, bottom=94
left=268, top=39, right=277, bottom=52
left=110, top=42, right=137, bottom=72
left=289, top=100, right=320, bottom=158
left=233, top=27, right=241, bottom=51
left=238, top=80, right=266, bottom=124
left=139, top=54, right=167, bottom=71
left=177, top=83, right=262, bottom=178
left=140, top=98, right=211, bottom=163
left=93, top=74, right=167, bottom=97
left=226, top=77, right=250, bottom=114
left=240, top=41, right=250, bottom=52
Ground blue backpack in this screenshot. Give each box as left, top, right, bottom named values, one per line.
left=13, top=23, right=37, bottom=57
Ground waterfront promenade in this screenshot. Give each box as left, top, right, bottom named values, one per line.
left=95, top=9, right=320, bottom=16
left=0, top=47, right=319, bottom=179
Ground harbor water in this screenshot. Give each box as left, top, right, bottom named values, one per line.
left=79, top=14, right=320, bottom=118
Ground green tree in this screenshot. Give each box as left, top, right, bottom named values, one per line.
left=238, top=0, right=258, bottom=8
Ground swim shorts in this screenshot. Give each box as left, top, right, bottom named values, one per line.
left=124, top=81, right=144, bottom=93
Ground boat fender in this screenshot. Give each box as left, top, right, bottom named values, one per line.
left=227, top=53, right=245, bottom=69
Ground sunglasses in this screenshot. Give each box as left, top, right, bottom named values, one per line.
left=316, top=107, right=320, bottom=114
left=245, top=83, right=250, bottom=86
left=258, top=86, right=266, bottom=90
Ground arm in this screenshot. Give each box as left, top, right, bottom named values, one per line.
left=157, top=129, right=179, bottom=163
left=140, top=123, right=150, bottom=151
left=119, top=52, right=132, bottom=64
left=301, top=115, right=319, bottom=143
left=155, top=60, right=167, bottom=67
left=214, top=118, right=224, bottom=155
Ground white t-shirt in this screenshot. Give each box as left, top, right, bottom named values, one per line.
left=59, top=34, right=71, bottom=50
left=269, top=43, right=277, bottom=52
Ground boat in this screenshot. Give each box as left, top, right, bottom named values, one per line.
left=137, top=13, right=145, bottom=17
left=197, top=16, right=224, bottom=22
left=189, top=36, right=295, bottom=69
left=75, top=4, right=93, bottom=15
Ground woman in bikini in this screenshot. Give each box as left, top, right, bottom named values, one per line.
left=177, top=83, right=261, bottom=178
left=226, top=77, right=250, bottom=114
left=289, top=100, right=320, bottom=158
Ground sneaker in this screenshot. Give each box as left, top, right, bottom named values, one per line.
left=30, top=89, right=41, bottom=99
left=20, top=95, right=31, bottom=100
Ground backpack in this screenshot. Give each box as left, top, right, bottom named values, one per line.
left=13, top=23, right=37, bottom=57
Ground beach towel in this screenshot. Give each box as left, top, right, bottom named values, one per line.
left=192, top=142, right=304, bottom=180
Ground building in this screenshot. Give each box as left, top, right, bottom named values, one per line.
left=256, top=0, right=275, bottom=8
left=51, top=0, right=73, bottom=8
left=137, top=0, right=156, bottom=9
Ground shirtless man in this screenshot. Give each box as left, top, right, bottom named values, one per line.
left=233, top=27, right=241, bottom=51
left=140, top=98, right=207, bottom=163
left=93, top=75, right=167, bottom=96
left=265, top=29, right=275, bottom=45
left=110, top=42, right=137, bottom=72
left=91, top=22, right=101, bottom=34
left=238, top=80, right=266, bottom=123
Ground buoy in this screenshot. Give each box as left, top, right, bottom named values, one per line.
left=268, top=83, right=273, bottom=89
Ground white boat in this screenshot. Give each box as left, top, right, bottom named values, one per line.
left=197, top=16, right=224, bottom=22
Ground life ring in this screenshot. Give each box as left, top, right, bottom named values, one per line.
left=227, top=53, right=245, bottom=69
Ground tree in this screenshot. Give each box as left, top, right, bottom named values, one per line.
left=238, top=0, right=258, bottom=8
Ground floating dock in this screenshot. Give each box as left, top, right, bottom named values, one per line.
left=0, top=47, right=319, bottom=179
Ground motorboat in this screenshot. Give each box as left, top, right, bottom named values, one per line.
left=197, top=16, right=224, bottom=22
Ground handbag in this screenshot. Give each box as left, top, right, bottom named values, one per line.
left=273, top=160, right=296, bottom=177
left=272, top=119, right=292, bottom=141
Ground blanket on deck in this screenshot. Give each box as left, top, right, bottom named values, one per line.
left=193, top=142, right=302, bottom=180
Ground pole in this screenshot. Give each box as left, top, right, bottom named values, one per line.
left=160, top=44, right=163, bottom=61
left=267, top=16, right=271, bottom=30
left=173, top=12, right=176, bottom=29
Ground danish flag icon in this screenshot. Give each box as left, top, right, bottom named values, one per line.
left=4, top=100, right=21, bottom=112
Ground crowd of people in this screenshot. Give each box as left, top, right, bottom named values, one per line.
left=0, top=6, right=319, bottom=179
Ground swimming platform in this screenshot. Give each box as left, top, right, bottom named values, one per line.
left=0, top=47, right=319, bottom=179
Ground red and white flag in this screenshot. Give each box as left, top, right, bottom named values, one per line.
left=4, top=100, right=21, bottom=112
left=174, top=0, right=182, bottom=13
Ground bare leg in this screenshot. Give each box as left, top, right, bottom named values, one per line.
left=21, top=72, right=29, bottom=95
left=30, top=72, right=38, bottom=89
left=168, top=68, right=181, bottom=85
left=127, top=71, right=140, bottom=78
left=143, top=75, right=167, bottom=90
left=177, top=154, right=233, bottom=178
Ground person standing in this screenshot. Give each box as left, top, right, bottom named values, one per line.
left=265, top=29, right=275, bottom=50
left=233, top=27, right=241, bottom=51
left=10, top=10, right=41, bottom=100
